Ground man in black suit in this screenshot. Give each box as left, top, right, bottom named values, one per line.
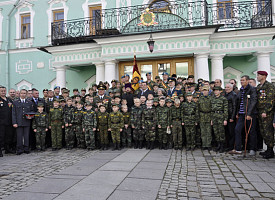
left=12, top=89, right=34, bottom=155
left=136, top=81, right=153, bottom=99
left=0, top=86, right=14, bottom=157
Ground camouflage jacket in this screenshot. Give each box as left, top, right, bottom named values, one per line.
left=169, top=105, right=183, bottom=123
left=93, top=95, right=112, bottom=112
left=211, top=95, right=228, bottom=121
left=130, top=106, right=143, bottom=129
left=72, top=109, right=84, bottom=125
left=156, top=106, right=170, bottom=127
left=63, top=105, right=75, bottom=125
left=97, top=112, right=109, bottom=127
left=122, top=112, right=131, bottom=125
left=256, top=81, right=275, bottom=114
left=182, top=101, right=198, bottom=125
left=142, top=107, right=157, bottom=127
left=108, top=111, right=124, bottom=129
left=32, top=112, right=49, bottom=129
left=82, top=109, right=97, bottom=128
left=49, top=107, right=64, bottom=125
left=198, top=95, right=212, bottom=123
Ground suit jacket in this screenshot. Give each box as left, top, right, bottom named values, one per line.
left=12, top=98, right=34, bottom=127
left=0, top=97, right=13, bottom=126
left=31, top=97, right=46, bottom=112
left=136, top=89, right=153, bottom=99
left=236, top=84, right=257, bottom=116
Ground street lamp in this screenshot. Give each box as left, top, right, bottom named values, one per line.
left=147, top=34, right=155, bottom=53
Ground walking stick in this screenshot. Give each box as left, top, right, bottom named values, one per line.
left=244, top=95, right=252, bottom=157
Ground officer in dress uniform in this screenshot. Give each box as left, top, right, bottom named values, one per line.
left=12, top=89, right=34, bottom=155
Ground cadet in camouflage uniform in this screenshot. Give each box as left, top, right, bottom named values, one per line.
left=72, top=101, right=85, bottom=148
left=108, top=104, right=124, bottom=150
left=142, top=100, right=157, bottom=150
left=182, top=93, right=199, bottom=150
left=198, top=86, right=212, bottom=150
left=63, top=98, right=75, bottom=149
left=82, top=102, right=97, bottom=150
left=170, top=98, right=183, bottom=150
left=121, top=105, right=132, bottom=148
left=166, top=99, right=174, bottom=149
left=211, top=86, right=228, bottom=153
left=193, top=92, right=202, bottom=148
left=156, top=97, right=170, bottom=150
left=256, top=71, right=275, bottom=159
left=97, top=105, right=109, bottom=150
left=131, top=98, right=144, bottom=149
left=32, top=103, right=48, bottom=151
left=49, top=99, right=64, bottom=150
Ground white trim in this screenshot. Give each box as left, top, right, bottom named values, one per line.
left=9, top=47, right=39, bottom=54
left=47, top=0, right=69, bottom=45
left=16, top=79, right=33, bottom=90
left=0, top=8, right=3, bottom=49
left=16, top=60, right=33, bottom=74
left=44, top=43, right=101, bottom=54
left=82, top=0, right=106, bottom=18
left=0, top=0, right=16, bottom=6
left=14, top=1, right=35, bottom=47
left=224, top=66, right=242, bottom=88
left=85, top=75, right=96, bottom=92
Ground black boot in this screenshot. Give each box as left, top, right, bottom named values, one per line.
left=0, top=150, right=3, bottom=157
left=263, top=147, right=274, bottom=159
left=215, top=143, right=221, bottom=152
left=259, top=149, right=268, bottom=156
left=134, top=141, right=138, bottom=149
left=112, top=143, right=116, bottom=151
left=139, top=141, right=143, bottom=149
left=146, top=142, right=150, bottom=149
left=117, top=143, right=121, bottom=150
left=159, top=143, right=163, bottom=150
left=164, top=143, right=168, bottom=150
left=150, top=142, right=154, bottom=150
left=219, top=143, right=224, bottom=153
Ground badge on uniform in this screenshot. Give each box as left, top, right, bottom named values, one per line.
left=259, top=90, right=266, bottom=99
left=0, top=101, right=3, bottom=107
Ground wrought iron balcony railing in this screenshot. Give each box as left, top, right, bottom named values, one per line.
left=51, top=0, right=273, bottom=46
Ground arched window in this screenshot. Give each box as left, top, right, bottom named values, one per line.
left=149, top=0, right=171, bottom=13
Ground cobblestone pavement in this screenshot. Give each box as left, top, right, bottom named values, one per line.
left=1, top=148, right=275, bottom=200
left=0, top=149, right=99, bottom=199
left=157, top=149, right=275, bottom=200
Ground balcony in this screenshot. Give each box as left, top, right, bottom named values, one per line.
left=51, top=0, right=273, bottom=46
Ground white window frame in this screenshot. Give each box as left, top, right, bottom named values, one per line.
left=0, top=9, right=3, bottom=49
left=14, top=1, right=35, bottom=48
left=47, top=0, right=69, bottom=44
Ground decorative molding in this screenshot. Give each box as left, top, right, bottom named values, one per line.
left=15, top=37, right=34, bottom=48
left=16, top=79, right=33, bottom=90
left=14, top=1, right=35, bottom=44
left=47, top=0, right=69, bottom=44
left=85, top=75, right=96, bottom=92
left=37, top=62, right=45, bottom=69
left=48, top=78, right=56, bottom=90
left=82, top=0, right=106, bottom=18
left=16, top=60, right=33, bottom=74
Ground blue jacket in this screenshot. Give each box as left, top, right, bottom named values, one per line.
left=12, top=99, right=34, bottom=127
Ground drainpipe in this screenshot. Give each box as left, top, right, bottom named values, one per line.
left=5, top=0, right=20, bottom=90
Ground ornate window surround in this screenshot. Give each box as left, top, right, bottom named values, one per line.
left=0, top=8, right=3, bottom=49
left=47, top=0, right=69, bottom=44
left=14, top=1, right=35, bottom=48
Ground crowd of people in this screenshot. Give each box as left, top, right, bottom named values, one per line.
left=0, top=71, right=274, bottom=159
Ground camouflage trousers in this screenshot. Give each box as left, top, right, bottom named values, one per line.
left=98, top=126, right=109, bottom=145
left=51, top=122, right=63, bottom=149
left=74, top=124, right=85, bottom=148
left=133, top=128, right=144, bottom=141
left=196, top=124, right=202, bottom=146
left=200, top=122, right=212, bottom=148
left=144, top=125, right=156, bottom=142
left=65, top=126, right=75, bottom=148
left=83, top=125, right=95, bottom=149
left=259, top=113, right=274, bottom=148
left=158, top=127, right=168, bottom=144
left=172, top=121, right=182, bottom=148
left=111, top=128, right=121, bottom=144
left=185, top=125, right=196, bottom=148
left=121, top=127, right=132, bottom=146
left=35, top=127, right=46, bottom=150
left=212, top=117, right=226, bottom=143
